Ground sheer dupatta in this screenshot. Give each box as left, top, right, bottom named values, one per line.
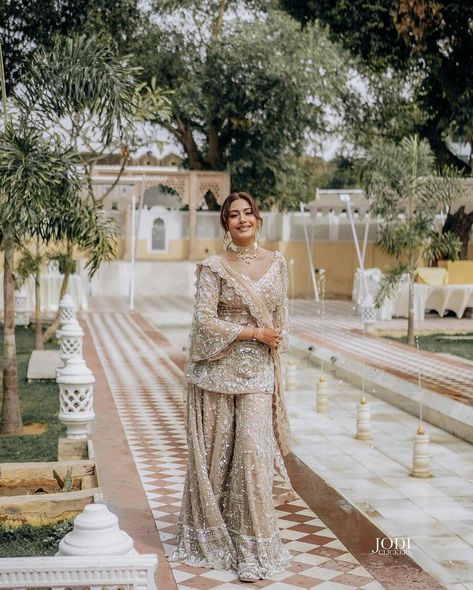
left=186, top=253, right=296, bottom=512
left=216, top=258, right=293, bottom=459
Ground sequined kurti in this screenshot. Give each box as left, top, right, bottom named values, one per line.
left=169, top=250, right=293, bottom=578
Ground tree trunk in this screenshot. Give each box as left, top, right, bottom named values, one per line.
left=422, top=113, right=471, bottom=174
left=42, top=271, right=70, bottom=344
left=176, top=116, right=204, bottom=170
left=212, top=0, right=227, bottom=38
left=206, top=124, right=220, bottom=167
left=1, top=239, right=22, bottom=435
left=407, top=278, right=415, bottom=347
left=443, top=206, right=473, bottom=260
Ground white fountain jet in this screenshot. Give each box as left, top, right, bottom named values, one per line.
left=340, top=193, right=375, bottom=332
left=299, top=201, right=319, bottom=303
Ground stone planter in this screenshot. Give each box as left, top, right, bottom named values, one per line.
left=0, top=460, right=100, bottom=526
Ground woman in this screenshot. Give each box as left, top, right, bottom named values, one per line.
left=169, top=192, right=295, bottom=582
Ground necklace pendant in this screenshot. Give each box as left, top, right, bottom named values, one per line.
left=229, top=241, right=257, bottom=264
left=236, top=251, right=256, bottom=264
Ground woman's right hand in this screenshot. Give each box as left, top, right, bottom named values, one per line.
left=255, top=327, right=281, bottom=348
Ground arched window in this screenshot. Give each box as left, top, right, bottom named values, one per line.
left=152, top=218, right=166, bottom=250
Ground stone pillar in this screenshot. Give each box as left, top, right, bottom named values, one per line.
left=411, top=424, right=431, bottom=478
left=58, top=295, right=76, bottom=325
left=355, top=396, right=373, bottom=441
left=57, top=318, right=84, bottom=364
left=188, top=172, right=198, bottom=260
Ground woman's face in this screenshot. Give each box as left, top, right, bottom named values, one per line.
left=227, top=198, right=259, bottom=246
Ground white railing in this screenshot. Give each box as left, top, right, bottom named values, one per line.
left=0, top=554, right=157, bottom=590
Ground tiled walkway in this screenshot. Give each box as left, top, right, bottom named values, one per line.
left=92, top=297, right=473, bottom=406
left=87, top=311, right=385, bottom=590
left=289, top=300, right=473, bottom=405
left=84, top=305, right=447, bottom=590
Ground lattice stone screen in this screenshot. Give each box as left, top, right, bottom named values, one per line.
left=59, top=385, right=94, bottom=414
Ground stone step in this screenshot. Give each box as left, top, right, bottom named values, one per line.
left=27, top=350, right=62, bottom=381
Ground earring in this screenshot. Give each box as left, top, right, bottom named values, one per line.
left=223, top=230, right=232, bottom=250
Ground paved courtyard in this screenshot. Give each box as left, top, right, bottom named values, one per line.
left=82, top=296, right=473, bottom=590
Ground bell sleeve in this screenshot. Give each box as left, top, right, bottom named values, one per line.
left=189, top=263, right=244, bottom=363
left=274, top=255, right=290, bottom=354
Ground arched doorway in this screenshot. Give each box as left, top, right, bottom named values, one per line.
left=152, top=218, right=166, bottom=250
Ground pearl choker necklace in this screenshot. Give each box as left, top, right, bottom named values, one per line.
left=228, top=241, right=257, bottom=264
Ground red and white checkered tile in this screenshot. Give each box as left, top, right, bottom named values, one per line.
left=86, top=311, right=385, bottom=590
left=91, top=295, right=473, bottom=403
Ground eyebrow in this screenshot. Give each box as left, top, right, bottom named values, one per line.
left=229, top=208, right=252, bottom=213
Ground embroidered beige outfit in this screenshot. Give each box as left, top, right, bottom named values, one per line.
left=169, top=250, right=294, bottom=578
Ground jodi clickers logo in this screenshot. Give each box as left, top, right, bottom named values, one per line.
left=372, top=537, right=412, bottom=556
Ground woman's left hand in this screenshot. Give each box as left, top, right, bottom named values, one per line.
left=256, top=327, right=281, bottom=349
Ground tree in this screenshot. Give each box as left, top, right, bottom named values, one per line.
left=281, top=0, right=473, bottom=174
left=18, top=34, right=169, bottom=184
left=337, top=67, right=428, bottom=155
left=0, top=0, right=140, bottom=92
left=0, top=117, right=120, bottom=434
left=270, top=154, right=360, bottom=210
left=360, top=136, right=462, bottom=346
left=0, top=119, right=90, bottom=434
left=13, top=33, right=170, bottom=341
left=133, top=3, right=349, bottom=203
left=442, top=207, right=473, bottom=260
left=0, top=29, right=160, bottom=432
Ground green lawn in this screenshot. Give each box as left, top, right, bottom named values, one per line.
left=0, top=327, right=73, bottom=557
left=385, top=333, right=473, bottom=361
left=0, top=326, right=66, bottom=462
left=0, top=519, right=74, bottom=557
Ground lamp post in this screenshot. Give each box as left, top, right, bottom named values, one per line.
left=59, top=294, right=76, bottom=325
left=57, top=318, right=84, bottom=364
left=57, top=357, right=95, bottom=440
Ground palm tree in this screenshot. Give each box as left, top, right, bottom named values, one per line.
left=41, top=203, right=117, bottom=343
left=1, top=34, right=170, bottom=433
left=14, top=34, right=170, bottom=342
left=0, top=120, right=118, bottom=434
left=0, top=121, right=88, bottom=434
left=361, top=135, right=463, bottom=346
left=17, top=33, right=170, bottom=208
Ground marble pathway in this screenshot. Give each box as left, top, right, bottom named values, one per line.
left=85, top=307, right=445, bottom=590
left=119, top=295, right=473, bottom=404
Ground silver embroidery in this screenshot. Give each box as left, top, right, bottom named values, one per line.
left=186, top=251, right=290, bottom=394
left=170, top=251, right=292, bottom=579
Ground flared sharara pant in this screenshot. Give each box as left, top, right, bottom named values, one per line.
left=169, top=384, right=291, bottom=577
